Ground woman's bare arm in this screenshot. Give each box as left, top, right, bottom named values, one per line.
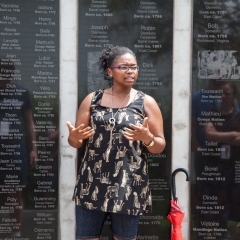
left=67, top=93, right=95, bottom=148
left=204, top=121, right=240, bottom=146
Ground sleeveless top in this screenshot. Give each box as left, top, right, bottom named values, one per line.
left=72, top=89, right=152, bottom=216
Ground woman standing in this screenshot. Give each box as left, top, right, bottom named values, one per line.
left=67, top=46, right=165, bottom=240
left=203, top=82, right=240, bottom=232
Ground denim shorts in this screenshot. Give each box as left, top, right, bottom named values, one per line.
left=76, top=205, right=140, bottom=239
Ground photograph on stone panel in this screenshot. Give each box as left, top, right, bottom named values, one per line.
left=198, top=50, right=240, bottom=79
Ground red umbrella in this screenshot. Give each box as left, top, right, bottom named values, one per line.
left=167, top=168, right=190, bottom=240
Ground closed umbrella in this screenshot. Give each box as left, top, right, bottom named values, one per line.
left=167, top=168, right=190, bottom=240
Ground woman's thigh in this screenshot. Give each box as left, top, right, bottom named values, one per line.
left=110, top=212, right=140, bottom=240
left=76, top=205, right=108, bottom=239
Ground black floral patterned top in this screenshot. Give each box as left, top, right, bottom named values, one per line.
left=73, top=89, right=152, bottom=216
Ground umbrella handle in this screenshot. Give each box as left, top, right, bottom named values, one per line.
left=172, top=168, right=190, bottom=200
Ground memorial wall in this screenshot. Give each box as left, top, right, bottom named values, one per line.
left=191, top=1, right=240, bottom=239
left=78, top=0, right=173, bottom=239
left=0, top=0, right=59, bottom=239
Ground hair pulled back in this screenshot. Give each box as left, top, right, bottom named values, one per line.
left=99, top=46, right=136, bottom=80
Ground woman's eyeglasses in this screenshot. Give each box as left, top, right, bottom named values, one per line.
left=110, top=65, right=139, bottom=72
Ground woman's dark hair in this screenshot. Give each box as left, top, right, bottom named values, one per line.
left=99, top=46, right=136, bottom=80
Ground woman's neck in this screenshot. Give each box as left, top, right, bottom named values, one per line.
left=112, top=85, right=132, bottom=96
left=219, top=104, right=234, bottom=115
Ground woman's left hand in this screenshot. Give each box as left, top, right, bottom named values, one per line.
left=123, top=117, right=152, bottom=143
left=122, top=94, right=165, bottom=153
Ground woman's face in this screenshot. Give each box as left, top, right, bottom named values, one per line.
left=221, top=84, right=236, bottom=106
left=107, top=53, right=138, bottom=87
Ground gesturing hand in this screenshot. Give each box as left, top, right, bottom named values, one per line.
left=123, top=117, right=152, bottom=143
left=67, top=121, right=94, bottom=143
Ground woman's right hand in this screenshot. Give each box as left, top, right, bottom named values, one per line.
left=67, top=121, right=94, bottom=148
